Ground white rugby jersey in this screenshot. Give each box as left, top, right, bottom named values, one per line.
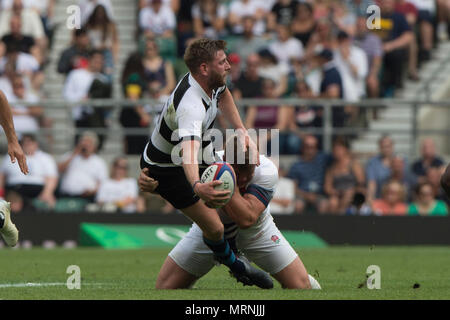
left=215, top=151, right=279, bottom=238
left=143, top=73, right=226, bottom=168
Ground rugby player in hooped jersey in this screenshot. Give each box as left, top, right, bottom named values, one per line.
left=140, top=38, right=270, bottom=289
left=139, top=136, right=321, bottom=290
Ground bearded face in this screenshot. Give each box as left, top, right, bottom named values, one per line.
left=207, top=68, right=227, bottom=89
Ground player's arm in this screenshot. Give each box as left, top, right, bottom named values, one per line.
left=222, top=183, right=273, bottom=229
left=181, top=139, right=230, bottom=207
left=221, top=191, right=266, bottom=229
left=218, top=88, right=260, bottom=165
left=441, top=164, right=450, bottom=198
left=0, top=90, right=28, bottom=174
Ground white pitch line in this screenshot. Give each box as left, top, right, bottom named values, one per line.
left=0, top=282, right=108, bottom=288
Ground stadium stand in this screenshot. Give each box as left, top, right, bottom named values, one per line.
left=0, top=0, right=448, bottom=215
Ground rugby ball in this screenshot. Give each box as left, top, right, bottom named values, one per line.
left=200, top=162, right=236, bottom=208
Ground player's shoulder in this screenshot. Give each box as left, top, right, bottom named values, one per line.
left=252, top=155, right=278, bottom=190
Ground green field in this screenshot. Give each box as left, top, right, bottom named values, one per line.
left=0, top=246, right=449, bottom=300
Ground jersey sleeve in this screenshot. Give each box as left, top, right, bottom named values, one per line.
left=243, top=156, right=279, bottom=208
left=245, top=184, right=274, bottom=208
left=176, top=95, right=206, bottom=142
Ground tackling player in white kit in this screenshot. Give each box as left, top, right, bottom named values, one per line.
left=139, top=136, right=321, bottom=289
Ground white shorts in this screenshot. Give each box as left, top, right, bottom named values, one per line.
left=168, top=214, right=298, bottom=278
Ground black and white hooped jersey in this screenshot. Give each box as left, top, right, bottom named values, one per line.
left=143, top=73, right=226, bottom=168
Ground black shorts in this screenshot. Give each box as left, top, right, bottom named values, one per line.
left=140, top=156, right=206, bottom=210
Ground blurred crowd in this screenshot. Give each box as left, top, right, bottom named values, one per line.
left=0, top=0, right=448, bottom=215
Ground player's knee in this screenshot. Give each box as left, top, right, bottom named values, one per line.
left=204, top=223, right=224, bottom=240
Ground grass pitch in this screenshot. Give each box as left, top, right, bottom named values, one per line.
left=0, top=246, right=449, bottom=300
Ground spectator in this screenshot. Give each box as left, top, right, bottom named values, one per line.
left=0, top=44, right=42, bottom=91
left=228, top=53, right=263, bottom=130
left=315, top=49, right=346, bottom=129
left=304, top=17, right=336, bottom=61
left=291, top=2, right=316, bottom=48
left=389, top=155, right=416, bottom=200
left=257, top=48, right=288, bottom=98
left=119, top=82, right=151, bottom=155
left=0, top=14, right=40, bottom=64
left=287, top=80, right=322, bottom=147
left=408, top=182, right=448, bottom=216
left=1, top=0, right=57, bottom=42
left=228, top=16, right=266, bottom=67
left=57, top=28, right=91, bottom=76
left=268, top=23, right=304, bottom=68
left=95, top=156, right=139, bottom=213
left=244, top=78, right=290, bottom=133
left=79, top=0, right=114, bottom=26
left=371, top=180, right=407, bottom=215
left=366, top=135, right=398, bottom=202
left=63, top=50, right=111, bottom=148
left=139, top=0, right=180, bottom=12
left=0, top=134, right=57, bottom=209
left=407, top=0, right=435, bottom=62
left=324, top=138, right=365, bottom=214
left=411, top=138, right=445, bottom=182
left=228, top=0, right=267, bottom=36
left=271, top=165, right=295, bottom=215
left=192, top=0, right=227, bottom=39
left=0, top=0, right=46, bottom=53
left=334, top=30, right=368, bottom=102
left=58, top=131, right=108, bottom=201
left=142, top=37, right=176, bottom=99
left=372, top=0, right=413, bottom=95
left=330, top=0, right=357, bottom=37
left=333, top=30, right=368, bottom=126
left=345, top=192, right=373, bottom=216
left=353, top=15, right=383, bottom=99
left=425, top=166, right=450, bottom=206
left=139, top=0, right=177, bottom=38
left=345, top=0, right=375, bottom=17
left=226, top=53, right=241, bottom=91
left=85, top=4, right=119, bottom=78
left=120, top=53, right=151, bottom=155
left=232, top=53, right=263, bottom=101
left=3, top=74, right=48, bottom=139
left=287, top=134, right=329, bottom=214
left=395, top=0, right=420, bottom=81
left=267, top=0, right=298, bottom=32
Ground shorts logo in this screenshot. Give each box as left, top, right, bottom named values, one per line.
left=271, top=235, right=280, bottom=244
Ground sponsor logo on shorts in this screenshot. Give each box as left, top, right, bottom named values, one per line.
left=271, top=235, right=280, bottom=244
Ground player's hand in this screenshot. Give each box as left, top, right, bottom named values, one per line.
left=138, top=168, right=159, bottom=193
left=8, top=140, right=28, bottom=175
left=238, top=131, right=260, bottom=166
left=194, top=180, right=231, bottom=207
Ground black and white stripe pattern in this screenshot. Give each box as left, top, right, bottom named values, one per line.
left=143, top=73, right=226, bottom=168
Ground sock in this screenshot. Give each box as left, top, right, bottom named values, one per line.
left=203, top=236, right=245, bottom=273
left=227, top=236, right=238, bottom=255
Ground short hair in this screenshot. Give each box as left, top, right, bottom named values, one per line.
left=89, top=49, right=103, bottom=58
left=80, top=130, right=99, bottom=149
left=378, top=134, right=392, bottom=145
left=224, top=134, right=255, bottom=172
left=332, top=136, right=350, bottom=150
left=183, top=38, right=227, bottom=73
left=74, top=27, right=87, bottom=37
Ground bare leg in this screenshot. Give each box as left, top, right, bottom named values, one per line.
left=181, top=200, right=224, bottom=241
left=272, top=257, right=311, bottom=289
left=156, top=256, right=199, bottom=289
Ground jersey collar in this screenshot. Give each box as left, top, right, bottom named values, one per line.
left=188, top=73, right=212, bottom=104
